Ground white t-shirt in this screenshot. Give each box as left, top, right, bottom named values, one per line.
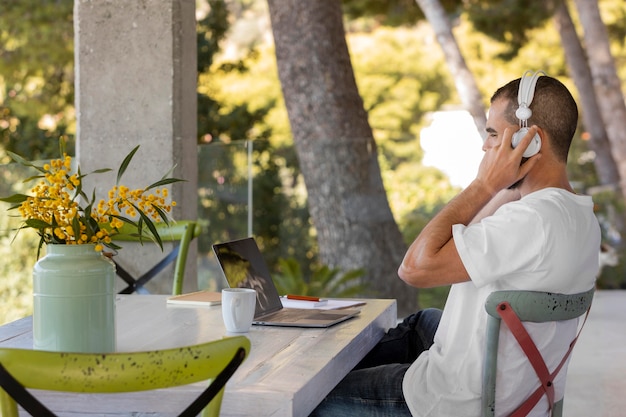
left=403, top=188, right=600, bottom=417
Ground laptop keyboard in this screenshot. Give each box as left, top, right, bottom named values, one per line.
left=259, top=308, right=345, bottom=322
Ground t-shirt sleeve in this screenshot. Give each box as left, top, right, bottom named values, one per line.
left=452, top=203, right=545, bottom=288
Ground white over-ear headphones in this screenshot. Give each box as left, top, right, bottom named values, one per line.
left=511, top=70, right=545, bottom=157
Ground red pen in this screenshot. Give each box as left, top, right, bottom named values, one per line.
left=286, top=294, right=324, bottom=302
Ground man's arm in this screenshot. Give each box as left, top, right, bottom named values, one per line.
left=397, top=179, right=493, bottom=288
left=398, top=127, right=538, bottom=288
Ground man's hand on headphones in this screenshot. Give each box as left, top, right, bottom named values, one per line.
left=475, top=125, right=541, bottom=196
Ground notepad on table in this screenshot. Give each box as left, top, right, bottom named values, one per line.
left=167, top=290, right=222, bottom=306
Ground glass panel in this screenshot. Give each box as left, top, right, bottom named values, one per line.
left=197, top=140, right=252, bottom=291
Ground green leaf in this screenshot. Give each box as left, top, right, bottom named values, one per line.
left=116, top=145, right=140, bottom=185
left=73, top=167, right=84, bottom=202
left=159, top=165, right=177, bottom=181
left=89, top=168, right=113, bottom=175
left=71, top=215, right=81, bottom=241
left=59, top=136, right=66, bottom=156
left=136, top=209, right=163, bottom=250
left=108, top=215, right=139, bottom=232
left=0, top=194, right=29, bottom=204
left=144, top=177, right=185, bottom=191
left=151, top=204, right=171, bottom=224
left=37, top=237, right=46, bottom=259
left=24, top=219, right=52, bottom=229
left=86, top=215, right=100, bottom=231
left=22, top=174, right=45, bottom=183
left=104, top=241, right=123, bottom=251
left=6, top=151, right=46, bottom=173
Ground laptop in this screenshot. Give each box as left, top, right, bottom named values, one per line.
left=212, top=237, right=360, bottom=328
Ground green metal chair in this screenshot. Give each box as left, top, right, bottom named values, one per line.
left=482, top=288, right=594, bottom=417
left=110, top=220, right=201, bottom=295
left=0, top=335, right=250, bottom=417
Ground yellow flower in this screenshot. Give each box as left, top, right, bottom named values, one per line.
left=0, top=140, right=183, bottom=255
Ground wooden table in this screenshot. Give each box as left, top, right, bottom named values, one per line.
left=0, top=295, right=397, bottom=417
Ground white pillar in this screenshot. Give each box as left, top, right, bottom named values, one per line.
left=74, top=0, right=198, bottom=293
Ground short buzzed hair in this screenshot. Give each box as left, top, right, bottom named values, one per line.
left=491, top=75, right=578, bottom=162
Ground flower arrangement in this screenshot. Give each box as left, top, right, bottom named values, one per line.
left=0, top=139, right=183, bottom=256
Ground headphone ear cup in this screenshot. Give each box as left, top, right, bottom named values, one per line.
left=512, top=128, right=541, bottom=158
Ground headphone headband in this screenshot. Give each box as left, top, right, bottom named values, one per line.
left=515, top=70, right=546, bottom=126
left=512, top=70, right=546, bottom=158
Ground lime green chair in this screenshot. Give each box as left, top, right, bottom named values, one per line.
left=482, top=288, right=594, bottom=417
left=110, top=220, right=201, bottom=295
left=0, top=335, right=249, bottom=417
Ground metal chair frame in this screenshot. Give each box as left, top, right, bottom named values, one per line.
left=0, top=336, right=249, bottom=417
left=111, top=220, right=201, bottom=295
left=482, top=288, right=594, bottom=417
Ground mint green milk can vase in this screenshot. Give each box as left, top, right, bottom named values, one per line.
left=33, top=244, right=116, bottom=353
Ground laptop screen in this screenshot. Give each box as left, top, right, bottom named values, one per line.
left=213, top=237, right=283, bottom=317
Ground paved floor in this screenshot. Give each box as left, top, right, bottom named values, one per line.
left=564, top=290, right=626, bottom=417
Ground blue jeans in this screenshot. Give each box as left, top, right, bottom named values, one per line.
left=310, top=308, right=442, bottom=417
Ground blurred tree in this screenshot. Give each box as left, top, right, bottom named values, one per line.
left=573, top=0, right=626, bottom=201
left=343, top=0, right=486, bottom=137
left=414, top=0, right=486, bottom=138
left=207, top=17, right=461, bottom=301
left=554, top=0, right=620, bottom=189
left=267, top=0, right=419, bottom=315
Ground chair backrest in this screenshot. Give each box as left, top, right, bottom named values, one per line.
left=0, top=335, right=250, bottom=417
left=482, top=288, right=594, bottom=417
left=111, top=220, right=201, bottom=295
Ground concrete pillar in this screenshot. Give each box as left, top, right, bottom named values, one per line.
left=74, top=0, right=198, bottom=294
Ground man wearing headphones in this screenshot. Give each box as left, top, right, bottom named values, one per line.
left=310, top=73, right=600, bottom=417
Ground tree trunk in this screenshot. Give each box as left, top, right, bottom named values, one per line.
left=414, top=0, right=487, bottom=139
left=573, top=0, right=626, bottom=198
left=266, top=0, right=418, bottom=315
left=554, top=0, right=620, bottom=188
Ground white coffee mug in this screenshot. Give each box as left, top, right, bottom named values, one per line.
left=221, top=288, right=257, bottom=333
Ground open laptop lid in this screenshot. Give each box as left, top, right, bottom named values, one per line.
left=212, top=237, right=284, bottom=318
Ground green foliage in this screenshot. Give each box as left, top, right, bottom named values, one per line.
left=0, top=0, right=75, bottom=160
left=418, top=285, right=451, bottom=310
left=197, top=0, right=231, bottom=73
left=604, top=1, right=626, bottom=46
left=0, top=162, right=41, bottom=323
left=342, top=0, right=427, bottom=26
left=598, top=262, right=626, bottom=290
left=195, top=2, right=314, bottom=284
left=198, top=0, right=314, bottom=278
left=341, top=0, right=461, bottom=28
left=196, top=1, right=275, bottom=144
left=195, top=1, right=314, bottom=286
left=0, top=108, right=73, bottom=163
left=343, top=26, right=460, bottom=241
left=272, top=257, right=368, bottom=299
left=567, top=133, right=599, bottom=191
left=0, top=223, right=36, bottom=324
left=463, top=0, right=556, bottom=60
